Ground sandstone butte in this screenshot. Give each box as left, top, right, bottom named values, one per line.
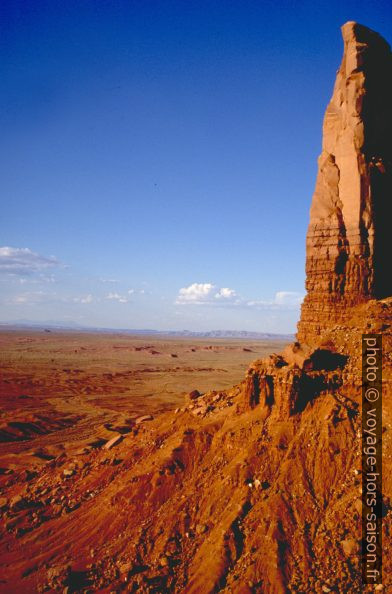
left=0, top=21, right=391, bottom=594
left=297, top=21, right=392, bottom=345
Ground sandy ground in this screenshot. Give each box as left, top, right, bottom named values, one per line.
left=0, top=330, right=288, bottom=473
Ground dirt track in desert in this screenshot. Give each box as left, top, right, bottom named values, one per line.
left=0, top=330, right=288, bottom=474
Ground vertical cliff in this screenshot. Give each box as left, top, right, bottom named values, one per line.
left=297, top=22, right=392, bottom=346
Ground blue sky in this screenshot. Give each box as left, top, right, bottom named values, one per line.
left=1, top=0, right=391, bottom=332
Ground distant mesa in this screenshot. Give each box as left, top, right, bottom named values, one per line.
left=0, top=321, right=294, bottom=339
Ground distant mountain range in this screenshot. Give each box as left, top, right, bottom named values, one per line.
left=154, top=330, right=294, bottom=340
left=0, top=320, right=293, bottom=340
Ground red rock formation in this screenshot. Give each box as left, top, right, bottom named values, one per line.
left=297, top=22, right=392, bottom=345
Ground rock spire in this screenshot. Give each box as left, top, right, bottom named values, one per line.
left=297, top=22, right=392, bottom=345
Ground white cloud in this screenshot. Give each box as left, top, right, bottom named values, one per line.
left=274, top=291, right=304, bottom=306
left=176, top=283, right=238, bottom=305
left=128, top=288, right=147, bottom=295
left=7, top=291, right=55, bottom=305
left=215, top=287, right=237, bottom=300
left=18, top=273, right=56, bottom=285
left=39, top=274, right=56, bottom=284
left=176, top=283, right=215, bottom=304
left=0, top=247, right=59, bottom=276
left=246, top=291, right=304, bottom=310
left=13, top=294, right=30, bottom=304
left=73, top=294, right=94, bottom=304
left=98, top=277, right=119, bottom=284
left=106, top=292, right=130, bottom=304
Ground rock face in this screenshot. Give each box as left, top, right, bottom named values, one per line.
left=297, top=22, right=392, bottom=345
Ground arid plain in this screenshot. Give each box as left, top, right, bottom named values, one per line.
left=0, top=330, right=288, bottom=474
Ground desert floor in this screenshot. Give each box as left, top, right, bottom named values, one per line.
left=0, top=331, right=288, bottom=474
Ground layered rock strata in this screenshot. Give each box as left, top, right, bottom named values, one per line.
left=297, top=21, right=392, bottom=345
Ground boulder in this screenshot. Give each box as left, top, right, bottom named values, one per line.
left=135, top=415, right=153, bottom=425
left=103, top=434, right=124, bottom=450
